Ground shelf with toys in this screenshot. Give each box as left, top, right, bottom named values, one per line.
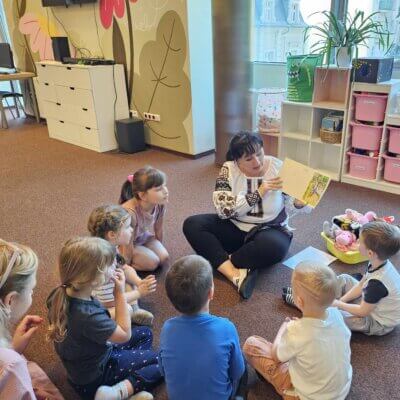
left=341, top=79, right=400, bottom=195
left=278, top=67, right=351, bottom=181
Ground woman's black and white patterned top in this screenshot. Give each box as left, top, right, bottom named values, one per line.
left=213, top=158, right=311, bottom=232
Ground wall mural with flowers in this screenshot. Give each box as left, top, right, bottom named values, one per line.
left=4, top=0, right=196, bottom=155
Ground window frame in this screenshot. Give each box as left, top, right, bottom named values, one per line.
left=252, top=0, right=400, bottom=69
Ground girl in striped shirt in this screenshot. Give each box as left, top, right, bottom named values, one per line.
left=88, top=205, right=156, bottom=326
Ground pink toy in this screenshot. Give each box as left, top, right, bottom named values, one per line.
left=334, top=229, right=358, bottom=252
left=345, top=209, right=376, bottom=225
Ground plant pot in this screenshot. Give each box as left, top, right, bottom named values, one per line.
left=336, top=47, right=353, bottom=68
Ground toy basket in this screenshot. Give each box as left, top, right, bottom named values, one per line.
left=321, top=232, right=368, bottom=264
left=320, top=128, right=342, bottom=144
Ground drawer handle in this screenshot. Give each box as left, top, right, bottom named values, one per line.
left=59, top=120, right=65, bottom=124
left=67, top=67, right=72, bottom=70
left=56, top=102, right=61, bottom=106
left=41, top=64, right=46, bottom=67
left=69, top=87, right=75, bottom=91
left=44, top=82, right=49, bottom=86
left=85, top=127, right=91, bottom=130
left=82, top=108, right=88, bottom=111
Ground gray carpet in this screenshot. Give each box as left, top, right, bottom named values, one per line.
left=1, top=118, right=400, bottom=400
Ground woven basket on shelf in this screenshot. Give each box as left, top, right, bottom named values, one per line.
left=320, top=128, right=342, bottom=144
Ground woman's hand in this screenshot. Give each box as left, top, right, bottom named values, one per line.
left=137, top=275, right=157, bottom=298
left=112, top=268, right=126, bottom=297
left=258, top=177, right=283, bottom=197
left=12, top=315, right=43, bottom=354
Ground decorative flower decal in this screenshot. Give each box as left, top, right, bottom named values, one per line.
left=19, top=13, right=56, bottom=60
left=100, top=0, right=139, bottom=29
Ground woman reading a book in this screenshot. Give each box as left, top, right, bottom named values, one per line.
left=183, top=132, right=310, bottom=299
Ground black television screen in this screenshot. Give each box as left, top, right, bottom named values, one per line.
left=42, top=0, right=96, bottom=6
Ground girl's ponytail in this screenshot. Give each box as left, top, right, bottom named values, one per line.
left=46, top=237, right=115, bottom=343
left=119, top=179, right=134, bottom=204
left=119, top=168, right=165, bottom=204
left=46, top=286, right=69, bottom=342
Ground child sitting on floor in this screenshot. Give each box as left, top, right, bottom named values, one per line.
left=244, top=261, right=352, bottom=400
left=0, top=239, right=63, bottom=399
left=47, top=237, right=162, bottom=400
left=88, top=205, right=156, bottom=326
left=159, top=255, right=246, bottom=400
left=119, top=167, right=169, bottom=271
left=333, top=221, right=400, bottom=336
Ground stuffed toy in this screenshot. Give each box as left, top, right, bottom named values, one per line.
left=323, top=221, right=359, bottom=252
left=345, top=209, right=376, bottom=225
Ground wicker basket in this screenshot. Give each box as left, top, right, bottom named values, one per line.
left=320, top=128, right=342, bottom=144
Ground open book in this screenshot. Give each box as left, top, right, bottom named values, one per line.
left=279, top=158, right=331, bottom=208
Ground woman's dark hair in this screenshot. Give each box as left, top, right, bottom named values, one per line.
left=119, top=166, right=166, bottom=204
left=226, top=131, right=263, bottom=161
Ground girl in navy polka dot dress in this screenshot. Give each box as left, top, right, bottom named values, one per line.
left=47, top=237, right=162, bottom=400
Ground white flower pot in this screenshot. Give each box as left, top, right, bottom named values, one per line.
left=336, top=47, right=353, bottom=68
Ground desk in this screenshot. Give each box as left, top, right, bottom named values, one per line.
left=0, top=71, right=40, bottom=128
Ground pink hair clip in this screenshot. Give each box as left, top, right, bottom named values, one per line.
left=127, top=174, right=134, bottom=183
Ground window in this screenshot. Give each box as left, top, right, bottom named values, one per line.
left=252, top=0, right=333, bottom=62
left=253, top=0, right=400, bottom=63
left=262, top=0, right=275, bottom=22
left=347, top=0, right=400, bottom=59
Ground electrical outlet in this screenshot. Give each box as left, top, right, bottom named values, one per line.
left=143, top=112, right=161, bottom=122
left=130, top=109, right=139, bottom=118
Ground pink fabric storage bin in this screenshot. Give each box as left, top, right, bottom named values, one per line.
left=383, top=154, right=400, bottom=183
left=350, top=121, right=383, bottom=151
left=347, top=152, right=378, bottom=180
left=354, top=92, right=388, bottom=123
left=388, top=127, right=400, bottom=154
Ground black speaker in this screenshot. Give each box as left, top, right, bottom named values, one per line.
left=51, top=37, right=70, bottom=62
left=115, top=118, right=146, bottom=154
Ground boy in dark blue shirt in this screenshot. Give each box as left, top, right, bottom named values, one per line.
left=159, top=255, right=246, bottom=400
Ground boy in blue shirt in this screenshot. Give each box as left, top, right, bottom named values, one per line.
left=159, top=255, right=246, bottom=400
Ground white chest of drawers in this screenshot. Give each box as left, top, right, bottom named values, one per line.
left=35, top=61, right=129, bottom=152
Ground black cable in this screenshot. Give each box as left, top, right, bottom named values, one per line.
left=93, top=2, right=104, bottom=58
left=50, top=7, right=92, bottom=58
left=112, top=64, right=118, bottom=143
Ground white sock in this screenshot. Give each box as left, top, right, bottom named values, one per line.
left=95, top=381, right=129, bottom=400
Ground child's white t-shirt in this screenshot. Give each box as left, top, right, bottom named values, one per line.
left=277, top=308, right=352, bottom=400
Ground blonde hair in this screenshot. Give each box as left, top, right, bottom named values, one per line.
left=292, top=261, right=337, bottom=308
left=87, top=204, right=130, bottom=239
left=47, top=236, right=115, bottom=342
left=0, top=239, right=38, bottom=347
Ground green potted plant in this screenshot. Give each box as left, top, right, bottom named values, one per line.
left=304, top=10, right=392, bottom=68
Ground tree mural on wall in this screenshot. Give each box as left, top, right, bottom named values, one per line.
left=134, top=10, right=191, bottom=144
left=101, top=1, right=191, bottom=144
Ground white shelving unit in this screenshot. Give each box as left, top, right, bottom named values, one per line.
left=263, top=67, right=351, bottom=181
left=341, top=79, right=400, bottom=195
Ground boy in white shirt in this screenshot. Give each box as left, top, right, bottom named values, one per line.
left=243, top=261, right=352, bottom=400
left=334, top=221, right=400, bottom=336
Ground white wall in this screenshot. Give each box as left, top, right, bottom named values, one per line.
left=186, top=0, right=215, bottom=154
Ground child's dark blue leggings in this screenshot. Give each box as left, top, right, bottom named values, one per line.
left=72, top=326, right=162, bottom=399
